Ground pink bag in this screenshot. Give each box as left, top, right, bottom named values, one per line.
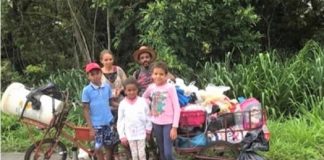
left=240, top=98, right=263, bottom=129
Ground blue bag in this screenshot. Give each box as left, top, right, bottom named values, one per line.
left=176, top=132, right=207, bottom=148
left=176, top=86, right=190, bottom=107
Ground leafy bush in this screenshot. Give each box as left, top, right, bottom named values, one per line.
left=1, top=114, right=43, bottom=151
left=40, top=69, right=88, bottom=124
left=24, top=64, right=49, bottom=84
left=1, top=60, right=25, bottom=91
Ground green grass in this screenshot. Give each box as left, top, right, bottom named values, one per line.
left=1, top=114, right=42, bottom=152
left=264, top=116, right=324, bottom=160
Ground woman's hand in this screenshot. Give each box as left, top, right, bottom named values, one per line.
left=170, top=127, right=177, bottom=140
left=115, top=88, right=122, bottom=97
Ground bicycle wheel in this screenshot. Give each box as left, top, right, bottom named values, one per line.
left=195, top=141, right=239, bottom=160
left=24, top=138, right=67, bottom=160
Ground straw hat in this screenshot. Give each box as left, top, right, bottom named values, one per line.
left=133, top=46, right=157, bottom=63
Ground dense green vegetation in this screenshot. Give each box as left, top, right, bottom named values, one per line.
left=2, top=42, right=323, bottom=159
left=1, top=0, right=323, bottom=159
left=1, top=0, right=323, bottom=88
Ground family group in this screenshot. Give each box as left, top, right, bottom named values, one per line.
left=82, top=45, right=179, bottom=160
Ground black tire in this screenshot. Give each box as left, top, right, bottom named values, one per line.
left=24, top=138, right=67, bottom=160
left=195, top=141, right=239, bottom=160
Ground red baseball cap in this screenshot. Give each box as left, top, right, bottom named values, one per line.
left=85, top=63, right=101, bottom=73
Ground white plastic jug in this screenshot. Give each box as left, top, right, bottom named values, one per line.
left=0, top=82, right=64, bottom=125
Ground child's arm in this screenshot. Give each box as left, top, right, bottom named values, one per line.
left=169, top=85, right=180, bottom=140
left=81, top=88, right=93, bottom=128
left=144, top=100, right=152, bottom=133
left=117, top=102, right=128, bottom=145
left=142, top=85, right=152, bottom=104
left=170, top=85, right=181, bottom=128
left=82, top=103, right=95, bottom=138
left=82, top=103, right=92, bottom=128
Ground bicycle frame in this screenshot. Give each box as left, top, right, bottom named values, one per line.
left=21, top=116, right=97, bottom=159
left=21, top=98, right=130, bottom=160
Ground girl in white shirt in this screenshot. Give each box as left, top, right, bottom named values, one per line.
left=117, top=77, right=152, bottom=160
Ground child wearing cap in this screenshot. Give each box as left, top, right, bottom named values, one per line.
left=81, top=62, right=118, bottom=160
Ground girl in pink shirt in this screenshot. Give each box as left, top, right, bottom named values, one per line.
left=143, top=61, right=180, bottom=160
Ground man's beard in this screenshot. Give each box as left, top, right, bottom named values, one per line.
left=143, top=61, right=150, bottom=67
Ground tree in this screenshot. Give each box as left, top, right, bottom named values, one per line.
left=137, top=0, right=262, bottom=68
left=251, top=0, right=324, bottom=51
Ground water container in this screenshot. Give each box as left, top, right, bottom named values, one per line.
left=0, top=82, right=64, bottom=125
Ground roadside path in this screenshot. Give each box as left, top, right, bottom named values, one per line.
left=1, top=152, right=75, bottom=160
left=1, top=152, right=25, bottom=160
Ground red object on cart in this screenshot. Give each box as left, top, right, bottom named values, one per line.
left=179, top=110, right=206, bottom=127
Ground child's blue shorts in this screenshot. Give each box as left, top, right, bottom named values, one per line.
left=94, top=125, right=118, bottom=149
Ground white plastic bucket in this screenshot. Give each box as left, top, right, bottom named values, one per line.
left=0, top=82, right=64, bottom=125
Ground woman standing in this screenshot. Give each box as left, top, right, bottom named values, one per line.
left=100, top=49, right=127, bottom=123
left=100, top=49, right=127, bottom=97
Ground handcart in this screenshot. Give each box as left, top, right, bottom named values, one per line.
left=173, top=107, right=270, bottom=160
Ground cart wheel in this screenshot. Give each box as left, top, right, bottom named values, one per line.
left=24, top=138, right=67, bottom=160
left=195, top=141, right=239, bottom=160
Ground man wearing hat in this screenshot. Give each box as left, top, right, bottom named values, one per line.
left=132, top=45, right=157, bottom=95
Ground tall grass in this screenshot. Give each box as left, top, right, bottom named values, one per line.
left=196, top=40, right=324, bottom=117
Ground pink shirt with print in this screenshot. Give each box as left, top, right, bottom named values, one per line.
left=143, top=82, right=181, bottom=128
